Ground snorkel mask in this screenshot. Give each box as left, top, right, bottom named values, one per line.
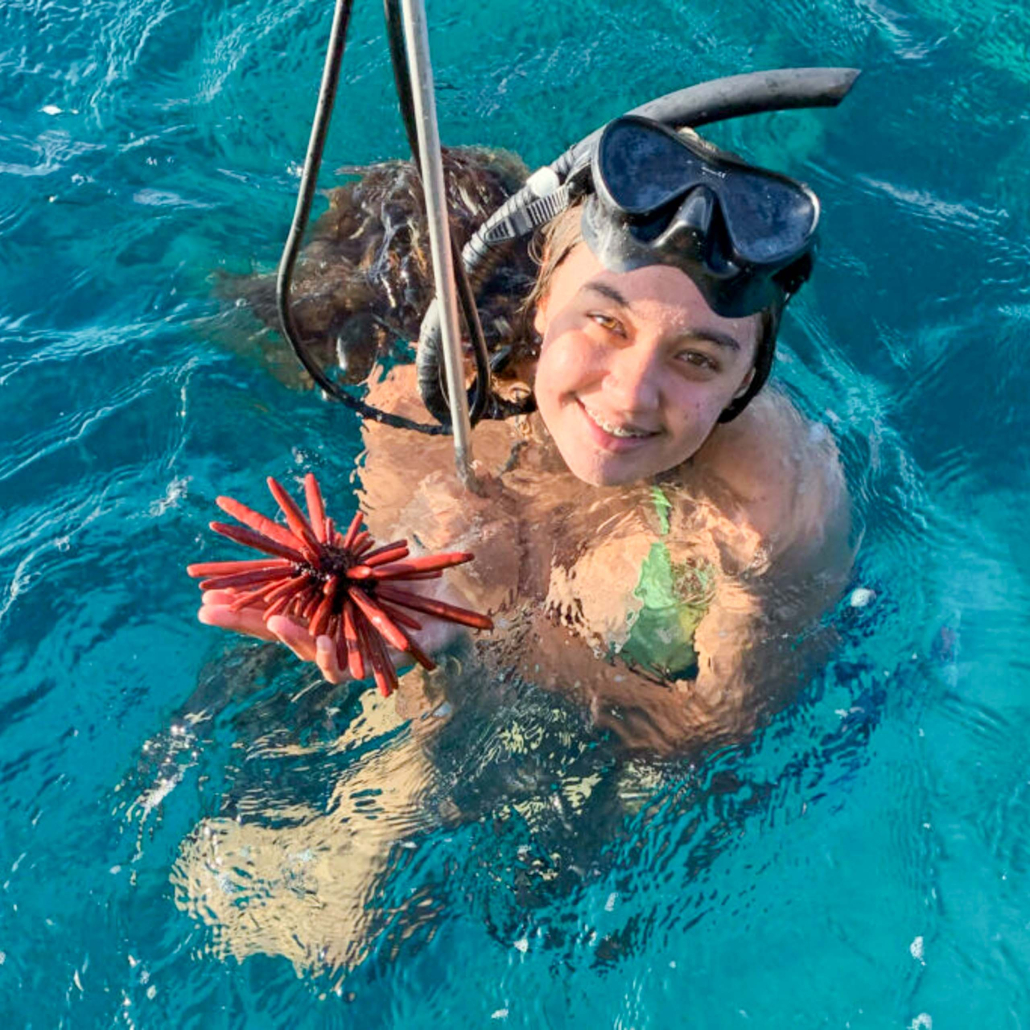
left=417, top=67, right=859, bottom=425
left=583, top=115, right=818, bottom=319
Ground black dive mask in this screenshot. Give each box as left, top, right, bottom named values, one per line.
left=581, top=115, right=819, bottom=318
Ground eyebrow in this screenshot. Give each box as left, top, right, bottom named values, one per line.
left=583, top=281, right=630, bottom=307
left=581, top=280, right=742, bottom=352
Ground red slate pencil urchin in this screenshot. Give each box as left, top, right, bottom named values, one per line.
left=187, top=473, right=493, bottom=697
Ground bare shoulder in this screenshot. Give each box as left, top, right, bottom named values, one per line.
left=362, top=362, right=431, bottom=422
left=689, top=389, right=852, bottom=572
left=358, top=364, right=524, bottom=534
left=357, top=364, right=526, bottom=613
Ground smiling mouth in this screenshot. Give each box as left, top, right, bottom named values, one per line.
left=579, top=401, right=659, bottom=440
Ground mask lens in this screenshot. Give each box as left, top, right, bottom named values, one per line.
left=596, top=118, right=704, bottom=214
left=716, top=170, right=817, bottom=263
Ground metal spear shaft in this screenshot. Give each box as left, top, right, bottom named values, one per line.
left=399, top=0, right=474, bottom=483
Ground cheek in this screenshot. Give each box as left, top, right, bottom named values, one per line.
left=693, top=386, right=733, bottom=426
left=533, top=332, right=599, bottom=405
left=663, top=383, right=731, bottom=450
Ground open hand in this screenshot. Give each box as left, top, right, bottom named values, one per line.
left=198, top=589, right=349, bottom=684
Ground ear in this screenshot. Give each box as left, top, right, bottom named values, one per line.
left=732, top=365, right=756, bottom=400
left=533, top=293, right=549, bottom=338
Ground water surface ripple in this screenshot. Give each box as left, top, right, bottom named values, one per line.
left=1, top=0, right=1028, bottom=1026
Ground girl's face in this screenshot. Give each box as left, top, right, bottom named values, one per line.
left=532, top=244, right=761, bottom=487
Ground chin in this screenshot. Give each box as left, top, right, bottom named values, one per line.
left=541, top=405, right=708, bottom=486
left=570, top=467, right=622, bottom=487
left=561, top=450, right=663, bottom=487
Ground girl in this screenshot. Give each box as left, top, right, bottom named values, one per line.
left=178, top=108, right=855, bottom=971
left=200, top=122, right=853, bottom=756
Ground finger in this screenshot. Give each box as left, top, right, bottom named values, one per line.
left=198, top=603, right=278, bottom=642
left=201, top=589, right=240, bottom=606
left=315, top=634, right=345, bottom=684
left=267, top=615, right=317, bottom=663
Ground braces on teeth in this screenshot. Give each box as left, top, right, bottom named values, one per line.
left=583, top=405, right=653, bottom=438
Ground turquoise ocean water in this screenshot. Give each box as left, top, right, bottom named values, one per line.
left=3, top=0, right=1030, bottom=1025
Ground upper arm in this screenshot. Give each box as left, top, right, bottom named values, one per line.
left=688, top=583, right=771, bottom=743
left=689, top=556, right=846, bottom=749
left=697, top=390, right=854, bottom=574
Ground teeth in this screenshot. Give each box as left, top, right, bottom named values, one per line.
left=583, top=405, right=653, bottom=438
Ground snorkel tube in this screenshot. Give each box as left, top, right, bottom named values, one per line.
left=416, top=66, right=860, bottom=424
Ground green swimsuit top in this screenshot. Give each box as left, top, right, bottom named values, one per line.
left=617, top=486, right=714, bottom=682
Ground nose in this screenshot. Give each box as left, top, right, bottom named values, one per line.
left=602, top=343, right=661, bottom=414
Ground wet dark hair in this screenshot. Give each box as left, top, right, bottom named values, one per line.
left=227, top=147, right=539, bottom=383
left=523, top=201, right=782, bottom=423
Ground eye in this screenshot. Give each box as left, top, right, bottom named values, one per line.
left=588, top=311, right=626, bottom=337
left=676, top=349, right=719, bottom=372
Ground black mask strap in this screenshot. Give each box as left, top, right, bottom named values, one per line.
left=718, top=303, right=782, bottom=423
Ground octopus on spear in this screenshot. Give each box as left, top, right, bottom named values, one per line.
left=188, top=473, right=492, bottom=696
